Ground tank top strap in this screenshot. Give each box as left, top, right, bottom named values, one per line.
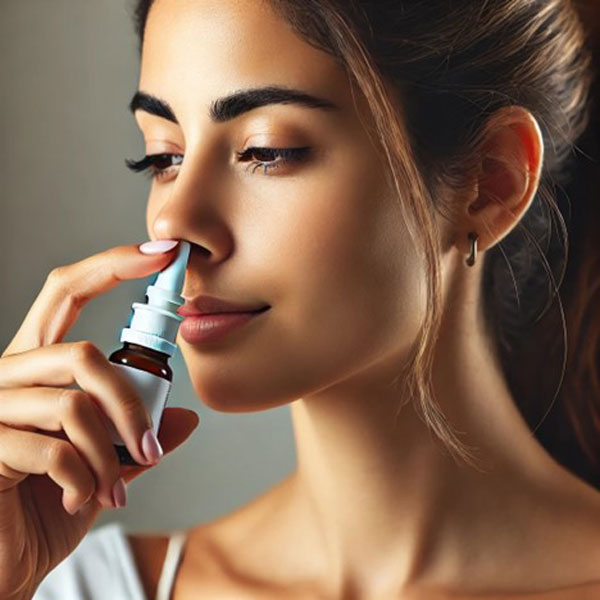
left=154, top=529, right=188, bottom=600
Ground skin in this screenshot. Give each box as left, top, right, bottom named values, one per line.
left=132, top=0, right=600, bottom=597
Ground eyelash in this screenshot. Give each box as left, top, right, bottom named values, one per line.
left=124, top=146, right=311, bottom=181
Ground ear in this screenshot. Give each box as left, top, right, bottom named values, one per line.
left=454, top=106, right=544, bottom=257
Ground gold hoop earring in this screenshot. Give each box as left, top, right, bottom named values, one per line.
left=465, top=231, right=479, bottom=267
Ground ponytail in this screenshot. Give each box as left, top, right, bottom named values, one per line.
left=510, top=5, right=600, bottom=486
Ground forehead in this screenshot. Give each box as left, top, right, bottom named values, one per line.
left=139, top=0, right=363, bottom=126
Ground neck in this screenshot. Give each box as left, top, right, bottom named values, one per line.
left=281, top=251, right=576, bottom=597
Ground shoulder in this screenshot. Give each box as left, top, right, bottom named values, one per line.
left=33, top=522, right=147, bottom=600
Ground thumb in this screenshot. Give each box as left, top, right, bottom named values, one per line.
left=120, top=407, right=200, bottom=484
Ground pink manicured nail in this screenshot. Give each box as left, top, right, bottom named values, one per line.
left=138, top=239, right=179, bottom=254
left=141, top=428, right=164, bottom=464
left=112, top=478, right=127, bottom=509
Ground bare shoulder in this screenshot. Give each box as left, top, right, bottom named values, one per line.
left=458, top=481, right=600, bottom=597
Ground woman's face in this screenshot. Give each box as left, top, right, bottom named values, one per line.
left=136, top=0, right=428, bottom=410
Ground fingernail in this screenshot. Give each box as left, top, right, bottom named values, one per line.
left=138, top=239, right=179, bottom=254
left=112, top=478, right=127, bottom=509
left=141, top=428, right=164, bottom=464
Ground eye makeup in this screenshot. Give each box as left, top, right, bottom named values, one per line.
left=125, top=153, right=184, bottom=181
left=124, top=146, right=312, bottom=180
left=236, top=146, right=311, bottom=174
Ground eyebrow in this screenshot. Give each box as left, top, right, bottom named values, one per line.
left=128, top=85, right=339, bottom=125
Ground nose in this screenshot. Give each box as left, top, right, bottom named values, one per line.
left=147, top=180, right=233, bottom=266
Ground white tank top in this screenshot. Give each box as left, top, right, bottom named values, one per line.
left=32, top=522, right=188, bottom=600
left=155, top=529, right=187, bottom=600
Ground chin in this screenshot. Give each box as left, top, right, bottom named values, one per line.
left=187, top=375, right=292, bottom=414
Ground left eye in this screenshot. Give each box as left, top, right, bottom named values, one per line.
left=124, top=146, right=311, bottom=181
left=124, top=153, right=184, bottom=181
left=235, top=146, right=311, bottom=174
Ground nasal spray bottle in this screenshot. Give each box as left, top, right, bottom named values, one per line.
left=106, top=240, right=191, bottom=465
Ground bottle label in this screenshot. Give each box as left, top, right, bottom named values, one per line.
left=109, top=363, right=172, bottom=445
left=65, top=362, right=172, bottom=446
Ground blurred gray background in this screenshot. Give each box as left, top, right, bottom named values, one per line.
left=0, top=0, right=295, bottom=534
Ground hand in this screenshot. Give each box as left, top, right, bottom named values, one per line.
left=0, top=242, right=199, bottom=600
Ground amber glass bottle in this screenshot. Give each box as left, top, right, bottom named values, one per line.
left=108, top=342, right=173, bottom=465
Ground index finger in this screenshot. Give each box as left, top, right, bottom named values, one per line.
left=2, top=240, right=181, bottom=358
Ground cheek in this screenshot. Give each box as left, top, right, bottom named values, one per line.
left=263, top=150, right=427, bottom=389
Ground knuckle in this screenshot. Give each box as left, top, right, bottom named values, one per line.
left=58, top=388, right=90, bottom=420
left=120, top=393, right=148, bottom=427
left=70, top=340, right=103, bottom=364
left=46, top=439, right=76, bottom=470
left=46, top=266, right=67, bottom=288
left=112, top=377, right=149, bottom=426
left=46, top=266, right=76, bottom=301
left=119, top=392, right=142, bottom=415
left=46, top=265, right=87, bottom=307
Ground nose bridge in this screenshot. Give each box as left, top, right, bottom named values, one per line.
left=149, top=143, right=232, bottom=259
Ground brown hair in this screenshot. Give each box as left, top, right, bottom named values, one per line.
left=129, top=0, right=600, bottom=480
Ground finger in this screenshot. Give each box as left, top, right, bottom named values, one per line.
left=0, top=341, right=154, bottom=466
left=1, top=240, right=181, bottom=358
left=0, top=386, right=124, bottom=509
left=0, top=423, right=96, bottom=515
left=120, top=408, right=200, bottom=484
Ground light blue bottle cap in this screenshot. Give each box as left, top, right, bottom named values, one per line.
left=120, top=240, right=191, bottom=356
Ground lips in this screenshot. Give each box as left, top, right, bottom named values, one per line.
left=178, top=307, right=269, bottom=344
left=177, top=295, right=270, bottom=316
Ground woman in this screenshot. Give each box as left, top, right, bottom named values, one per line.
left=2, top=0, right=600, bottom=598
